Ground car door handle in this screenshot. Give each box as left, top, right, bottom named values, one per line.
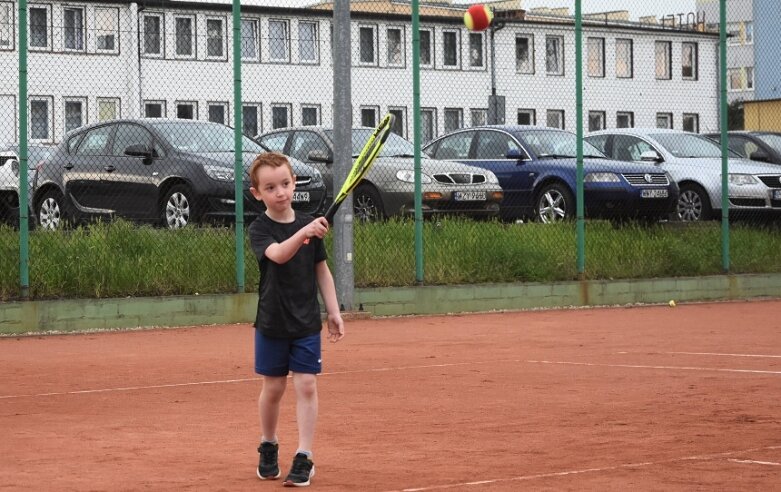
left=104, top=165, right=115, bottom=172
left=63, top=163, right=74, bottom=170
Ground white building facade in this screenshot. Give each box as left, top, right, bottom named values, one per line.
left=0, top=0, right=720, bottom=145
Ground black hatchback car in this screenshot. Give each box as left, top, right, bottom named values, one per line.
left=33, top=119, right=326, bottom=229
left=704, top=131, right=781, bottom=165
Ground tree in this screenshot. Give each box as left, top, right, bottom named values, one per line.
left=727, top=99, right=744, bottom=130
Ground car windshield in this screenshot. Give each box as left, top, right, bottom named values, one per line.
left=149, top=122, right=264, bottom=153
left=325, top=129, right=417, bottom=158
left=755, top=134, right=781, bottom=154
left=650, top=133, right=726, bottom=158
left=516, top=130, right=604, bottom=158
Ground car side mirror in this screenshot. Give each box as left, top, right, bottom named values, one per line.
left=749, top=149, right=771, bottom=162
left=640, top=150, right=663, bottom=163
left=308, top=149, right=333, bottom=164
left=506, top=148, right=528, bottom=162
left=124, top=144, right=154, bottom=163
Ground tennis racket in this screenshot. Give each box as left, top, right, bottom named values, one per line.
left=324, top=114, right=395, bottom=223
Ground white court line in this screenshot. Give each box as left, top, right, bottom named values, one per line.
left=617, top=351, right=781, bottom=358
left=2, top=357, right=779, bottom=400
left=528, top=360, right=781, bottom=375
left=381, top=446, right=781, bottom=492
left=728, top=459, right=781, bottom=466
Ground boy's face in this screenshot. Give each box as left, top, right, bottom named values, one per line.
left=250, top=165, right=297, bottom=214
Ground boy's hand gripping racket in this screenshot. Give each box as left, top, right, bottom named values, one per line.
left=323, top=114, right=395, bottom=223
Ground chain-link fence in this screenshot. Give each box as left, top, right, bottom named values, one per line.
left=1, top=0, right=780, bottom=302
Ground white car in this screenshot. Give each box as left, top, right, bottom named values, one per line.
left=586, top=129, right=781, bottom=221
left=0, top=144, right=53, bottom=226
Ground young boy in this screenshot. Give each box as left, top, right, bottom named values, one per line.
left=247, top=152, right=345, bottom=487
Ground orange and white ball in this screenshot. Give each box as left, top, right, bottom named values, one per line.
left=464, top=4, right=494, bottom=32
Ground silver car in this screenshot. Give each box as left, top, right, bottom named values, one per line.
left=586, top=128, right=781, bottom=221
left=257, top=127, right=504, bottom=221
left=0, top=144, right=53, bottom=226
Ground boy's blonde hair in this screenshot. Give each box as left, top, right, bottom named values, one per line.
left=250, top=152, right=294, bottom=189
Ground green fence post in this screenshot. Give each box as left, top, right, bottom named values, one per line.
left=18, top=0, right=29, bottom=299
left=233, top=0, right=245, bottom=293
left=412, top=0, right=424, bottom=284
left=719, top=0, right=730, bottom=273
left=575, top=0, right=585, bottom=277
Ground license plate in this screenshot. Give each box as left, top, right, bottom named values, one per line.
left=773, top=190, right=781, bottom=200
left=641, top=189, right=668, bottom=198
left=293, top=191, right=310, bottom=203
left=454, top=191, right=486, bottom=201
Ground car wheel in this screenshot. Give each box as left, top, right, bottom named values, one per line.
left=535, top=183, right=574, bottom=223
left=353, top=184, right=384, bottom=222
left=676, top=183, right=712, bottom=222
left=37, top=189, right=66, bottom=230
left=161, top=184, right=196, bottom=230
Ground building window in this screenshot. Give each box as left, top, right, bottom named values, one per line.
left=268, top=19, right=290, bottom=62
left=587, top=37, right=604, bottom=77
left=421, top=108, right=436, bottom=144
left=299, top=21, right=318, bottom=63
left=469, top=32, right=484, bottom=68
left=656, top=113, right=673, bottom=129
left=419, top=29, right=433, bottom=67
left=30, top=97, right=52, bottom=140
left=359, top=25, right=376, bottom=64
left=615, top=39, right=633, bottom=78
left=744, top=21, right=753, bottom=44
left=98, top=98, right=119, bottom=121
left=471, top=108, right=487, bottom=127
left=206, top=18, right=225, bottom=58
left=64, top=98, right=86, bottom=134
left=241, top=19, right=259, bottom=61
left=517, top=109, right=536, bottom=125
left=726, top=22, right=740, bottom=45
left=242, top=104, right=261, bottom=137
left=728, top=68, right=741, bottom=90
left=175, top=16, right=195, bottom=57
left=546, top=110, right=564, bottom=129
left=142, top=14, right=163, bottom=56
left=95, top=8, right=118, bottom=52
left=301, top=105, right=320, bottom=126
left=176, top=101, right=197, bottom=120
left=63, top=7, right=84, bottom=51
left=387, top=27, right=403, bottom=66
left=443, top=30, right=460, bottom=68
left=546, top=35, right=564, bottom=75
left=208, top=103, right=227, bottom=124
left=144, top=101, right=165, bottom=118
left=444, top=108, right=463, bottom=133
left=588, top=111, right=606, bottom=132
left=682, top=113, right=699, bottom=133
left=360, top=106, right=378, bottom=127
left=655, top=41, right=671, bottom=80
left=389, top=108, right=406, bottom=137
left=616, top=111, right=634, bottom=128
left=746, top=67, right=754, bottom=90
left=29, top=6, right=49, bottom=50
left=0, top=3, right=13, bottom=49
left=515, top=34, right=534, bottom=74
left=682, top=42, right=698, bottom=80
left=272, top=104, right=291, bottom=129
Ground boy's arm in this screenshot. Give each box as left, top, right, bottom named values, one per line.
left=265, top=217, right=329, bottom=264
left=315, top=260, right=345, bottom=342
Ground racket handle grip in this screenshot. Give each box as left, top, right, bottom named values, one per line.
left=323, top=201, right=339, bottom=224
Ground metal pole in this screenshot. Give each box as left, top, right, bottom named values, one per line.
left=575, top=0, right=585, bottom=277
left=18, top=0, right=30, bottom=298
left=333, top=0, right=354, bottom=310
left=412, top=0, right=423, bottom=283
left=719, top=0, right=730, bottom=272
left=232, top=0, right=245, bottom=292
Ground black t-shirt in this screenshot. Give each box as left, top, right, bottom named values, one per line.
left=249, top=212, right=328, bottom=339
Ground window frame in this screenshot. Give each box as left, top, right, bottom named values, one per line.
left=298, top=20, right=319, bottom=64
left=0, top=2, right=14, bottom=51
left=359, top=106, right=379, bottom=128
left=94, top=7, right=119, bottom=54
left=587, top=37, right=605, bottom=78
left=517, top=109, right=536, bottom=126
left=745, top=67, right=754, bottom=90
left=205, top=16, right=227, bottom=60
left=616, top=111, right=634, bottom=128
left=242, top=103, right=262, bottom=138
left=545, top=35, right=564, bottom=76
left=207, top=102, right=229, bottom=125
left=468, top=31, right=485, bottom=69
left=656, top=112, right=673, bottom=129
left=420, top=107, right=437, bottom=144
left=29, top=96, right=53, bottom=142
left=62, top=5, right=85, bottom=52
left=442, top=28, right=461, bottom=69
left=268, top=18, right=290, bottom=63
left=682, top=42, right=698, bottom=81
left=301, top=104, right=321, bottom=126
left=271, top=103, right=292, bottom=129
left=389, top=107, right=407, bottom=137
left=443, top=107, right=464, bottom=133
left=240, top=18, right=259, bottom=62
left=141, top=12, right=164, bottom=57
left=175, top=100, right=198, bottom=120
left=386, top=25, right=404, bottom=67
left=63, top=96, right=87, bottom=134
left=358, top=24, right=377, bottom=66
left=655, top=41, right=672, bottom=80
left=470, top=108, right=487, bottom=127
left=28, top=4, right=51, bottom=51
left=97, top=97, right=120, bottom=122
left=419, top=28, right=434, bottom=68
left=588, top=111, right=606, bottom=132
left=615, top=38, right=633, bottom=79
left=515, top=34, right=534, bottom=74
left=173, top=14, right=196, bottom=59
left=682, top=113, right=699, bottom=133
left=144, top=100, right=166, bottom=118
left=546, top=109, right=565, bottom=129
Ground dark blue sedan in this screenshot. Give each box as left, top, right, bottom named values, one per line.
left=423, top=126, right=679, bottom=222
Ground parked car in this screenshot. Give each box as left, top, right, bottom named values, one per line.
left=257, top=126, right=504, bottom=221
left=586, top=128, right=781, bottom=221
left=0, top=144, right=53, bottom=227
left=423, top=125, right=678, bottom=223
left=704, top=131, right=781, bottom=165
left=32, top=119, right=326, bottom=230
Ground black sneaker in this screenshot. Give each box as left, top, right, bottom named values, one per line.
left=283, top=453, right=315, bottom=487
left=257, top=442, right=281, bottom=480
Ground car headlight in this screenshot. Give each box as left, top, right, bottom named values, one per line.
left=204, top=165, right=234, bottom=182
left=485, top=172, right=499, bottom=184
left=584, top=172, right=620, bottom=183
left=728, top=174, right=758, bottom=186
left=396, top=169, right=432, bottom=184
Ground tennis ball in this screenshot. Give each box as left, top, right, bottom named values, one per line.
left=668, top=300, right=676, bottom=307
left=464, top=4, right=494, bottom=32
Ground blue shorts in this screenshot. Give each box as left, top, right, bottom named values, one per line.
left=254, top=331, right=322, bottom=376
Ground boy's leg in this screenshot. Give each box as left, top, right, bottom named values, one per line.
left=259, top=376, right=287, bottom=442
left=292, top=372, right=318, bottom=453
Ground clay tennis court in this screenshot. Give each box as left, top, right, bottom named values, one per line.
left=2, top=299, right=780, bottom=491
